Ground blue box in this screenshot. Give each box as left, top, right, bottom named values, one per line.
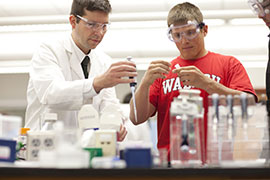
left=124, top=148, right=152, bottom=168
left=0, top=139, right=16, bottom=163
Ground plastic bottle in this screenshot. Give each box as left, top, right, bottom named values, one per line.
left=41, top=113, right=58, bottom=131
left=16, top=128, right=30, bottom=160
left=78, top=104, right=99, bottom=130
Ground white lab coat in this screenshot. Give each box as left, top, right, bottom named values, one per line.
left=25, top=33, right=121, bottom=130
left=120, top=104, right=152, bottom=143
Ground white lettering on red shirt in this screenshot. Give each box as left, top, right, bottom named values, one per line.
left=162, top=74, right=221, bottom=95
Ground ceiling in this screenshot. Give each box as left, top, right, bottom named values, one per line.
left=0, top=0, right=251, bottom=17
left=0, top=0, right=256, bottom=25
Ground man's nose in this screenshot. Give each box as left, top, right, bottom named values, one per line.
left=180, top=35, right=190, bottom=44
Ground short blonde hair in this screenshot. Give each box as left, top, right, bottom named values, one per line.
left=167, top=2, right=203, bottom=27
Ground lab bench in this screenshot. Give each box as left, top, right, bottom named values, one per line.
left=1, top=167, right=270, bottom=180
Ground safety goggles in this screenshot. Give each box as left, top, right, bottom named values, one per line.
left=248, top=0, right=270, bottom=17
left=167, top=21, right=205, bottom=42
left=76, top=15, right=110, bottom=32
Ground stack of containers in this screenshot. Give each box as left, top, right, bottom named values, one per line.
left=207, top=93, right=269, bottom=167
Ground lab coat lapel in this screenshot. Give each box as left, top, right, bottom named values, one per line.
left=63, top=37, right=84, bottom=80
left=69, top=53, right=84, bottom=79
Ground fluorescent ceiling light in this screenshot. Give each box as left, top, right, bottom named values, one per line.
left=229, top=18, right=265, bottom=25
left=0, top=67, right=30, bottom=74
left=0, top=9, right=258, bottom=26
left=0, top=15, right=69, bottom=26
left=0, top=60, right=30, bottom=74
left=204, top=19, right=225, bottom=26
left=0, top=24, right=70, bottom=33
left=0, top=18, right=258, bottom=33
left=202, top=9, right=255, bottom=19
left=111, top=20, right=167, bottom=29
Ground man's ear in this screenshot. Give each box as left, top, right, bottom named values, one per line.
left=203, top=25, right=208, bottom=37
left=69, top=15, right=77, bottom=29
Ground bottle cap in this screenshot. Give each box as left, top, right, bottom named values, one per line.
left=21, top=128, right=30, bottom=135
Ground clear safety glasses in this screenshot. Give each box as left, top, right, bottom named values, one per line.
left=167, top=21, right=205, bottom=43
left=76, top=15, right=110, bottom=32
left=248, top=0, right=270, bottom=17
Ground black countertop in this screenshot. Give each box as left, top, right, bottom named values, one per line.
left=1, top=167, right=270, bottom=180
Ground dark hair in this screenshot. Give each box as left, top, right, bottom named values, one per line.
left=167, top=2, right=203, bottom=27
left=70, top=0, right=112, bottom=22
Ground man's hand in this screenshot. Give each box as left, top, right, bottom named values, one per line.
left=172, top=65, right=210, bottom=90
left=93, top=61, right=137, bottom=93
left=141, top=60, right=171, bottom=87
left=128, top=60, right=170, bottom=125
left=117, top=124, right=127, bottom=142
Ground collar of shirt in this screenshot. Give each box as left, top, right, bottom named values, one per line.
left=69, top=35, right=90, bottom=63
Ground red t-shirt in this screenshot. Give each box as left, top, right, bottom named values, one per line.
left=149, top=51, right=257, bottom=155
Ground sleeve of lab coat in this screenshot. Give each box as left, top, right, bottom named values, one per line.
left=30, top=43, right=92, bottom=110
left=99, top=86, right=121, bottom=114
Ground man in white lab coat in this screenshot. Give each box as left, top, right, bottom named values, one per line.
left=248, top=0, right=270, bottom=109
left=25, top=0, right=137, bottom=141
left=248, top=0, right=270, bottom=159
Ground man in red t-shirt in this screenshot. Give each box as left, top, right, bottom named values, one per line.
left=129, top=2, right=257, bottom=163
